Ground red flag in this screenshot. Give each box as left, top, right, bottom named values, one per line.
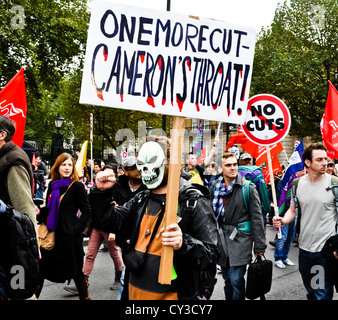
left=32, top=153, right=37, bottom=170
left=320, top=81, right=338, bottom=159
left=196, top=146, right=207, bottom=164
left=241, top=139, right=284, bottom=166
left=263, top=156, right=282, bottom=184
left=226, top=132, right=247, bottom=150
left=0, top=68, right=27, bottom=147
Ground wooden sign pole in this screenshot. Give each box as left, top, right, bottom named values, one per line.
left=158, top=116, right=186, bottom=284
left=266, top=145, right=282, bottom=239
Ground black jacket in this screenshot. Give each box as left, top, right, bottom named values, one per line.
left=88, top=185, right=115, bottom=231
left=112, top=174, right=147, bottom=206
left=101, top=178, right=219, bottom=299
left=38, top=181, right=91, bottom=282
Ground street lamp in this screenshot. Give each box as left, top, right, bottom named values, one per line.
left=54, top=113, right=65, bottom=133
left=51, top=113, right=65, bottom=165
left=333, top=70, right=338, bottom=85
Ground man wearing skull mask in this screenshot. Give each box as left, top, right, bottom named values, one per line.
left=97, top=136, right=219, bottom=300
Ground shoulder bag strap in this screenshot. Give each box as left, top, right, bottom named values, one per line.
left=59, top=181, right=75, bottom=204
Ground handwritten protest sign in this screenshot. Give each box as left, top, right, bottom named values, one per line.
left=80, top=1, right=258, bottom=284
left=80, top=1, right=256, bottom=125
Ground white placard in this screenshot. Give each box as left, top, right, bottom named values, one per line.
left=80, top=1, right=257, bottom=124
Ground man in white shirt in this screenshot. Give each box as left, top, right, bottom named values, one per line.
left=273, top=143, right=338, bottom=300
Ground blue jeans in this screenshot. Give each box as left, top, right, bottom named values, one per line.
left=221, top=265, right=246, bottom=300
left=117, top=266, right=125, bottom=300
left=298, top=249, right=333, bottom=300
left=274, top=222, right=296, bottom=261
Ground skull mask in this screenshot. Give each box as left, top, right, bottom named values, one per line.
left=137, top=141, right=166, bottom=189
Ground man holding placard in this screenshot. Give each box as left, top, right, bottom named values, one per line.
left=97, top=136, right=218, bottom=300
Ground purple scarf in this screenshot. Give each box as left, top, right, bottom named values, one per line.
left=46, top=177, right=72, bottom=231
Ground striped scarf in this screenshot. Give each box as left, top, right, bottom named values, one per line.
left=212, top=175, right=234, bottom=221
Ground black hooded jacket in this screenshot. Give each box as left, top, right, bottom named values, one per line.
left=101, top=178, right=219, bottom=299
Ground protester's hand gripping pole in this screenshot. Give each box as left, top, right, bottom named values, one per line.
left=158, top=116, right=185, bottom=284
left=266, top=145, right=282, bottom=239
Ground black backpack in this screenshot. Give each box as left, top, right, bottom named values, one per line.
left=178, top=186, right=218, bottom=300
left=0, top=205, right=39, bottom=299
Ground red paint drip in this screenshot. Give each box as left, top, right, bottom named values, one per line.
left=187, top=59, right=191, bottom=71
left=241, top=85, right=246, bottom=101
left=195, top=103, right=200, bottom=112
left=227, top=109, right=230, bottom=117
left=176, top=97, right=184, bottom=112
left=171, top=100, right=174, bottom=106
left=103, top=48, right=108, bottom=61
left=120, top=93, right=123, bottom=102
left=212, top=104, right=217, bottom=110
left=147, top=97, right=156, bottom=108
left=240, top=70, right=243, bottom=78
left=218, top=67, right=223, bottom=74
left=140, top=55, right=145, bottom=63
left=96, top=90, right=104, bottom=101
left=162, top=99, right=166, bottom=105
left=158, top=57, right=162, bottom=70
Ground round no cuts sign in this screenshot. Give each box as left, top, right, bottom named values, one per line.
left=241, top=94, right=291, bottom=145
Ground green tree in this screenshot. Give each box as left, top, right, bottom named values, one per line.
left=251, top=0, right=338, bottom=140
left=0, top=0, right=90, bottom=152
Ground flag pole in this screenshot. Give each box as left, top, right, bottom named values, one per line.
left=90, top=113, right=93, bottom=185
left=266, top=145, right=282, bottom=239
left=216, top=122, right=222, bottom=138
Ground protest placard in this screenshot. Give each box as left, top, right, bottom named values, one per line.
left=80, top=1, right=257, bottom=284
left=80, top=1, right=256, bottom=125
left=241, top=94, right=291, bottom=145
left=242, top=94, right=291, bottom=238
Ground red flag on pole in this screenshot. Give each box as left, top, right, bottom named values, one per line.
left=0, top=68, right=27, bottom=147
left=241, top=139, right=284, bottom=166
left=320, top=81, right=338, bottom=159
left=263, top=156, right=282, bottom=184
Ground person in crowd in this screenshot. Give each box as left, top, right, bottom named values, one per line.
left=36, top=155, right=47, bottom=176
left=112, top=156, right=147, bottom=298
left=82, top=165, right=124, bottom=290
left=326, top=158, right=336, bottom=176
left=273, top=143, right=338, bottom=300
left=0, top=115, right=39, bottom=300
left=239, top=153, right=253, bottom=166
left=96, top=136, right=219, bottom=300
left=117, top=165, right=124, bottom=177
left=93, top=162, right=101, bottom=181
left=211, top=152, right=266, bottom=300
left=79, top=165, right=90, bottom=188
left=183, top=136, right=219, bottom=185
left=36, top=152, right=92, bottom=300
left=113, top=156, right=147, bottom=206
left=204, top=161, right=218, bottom=189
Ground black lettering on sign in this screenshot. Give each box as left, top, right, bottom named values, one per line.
left=248, top=103, right=284, bottom=132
